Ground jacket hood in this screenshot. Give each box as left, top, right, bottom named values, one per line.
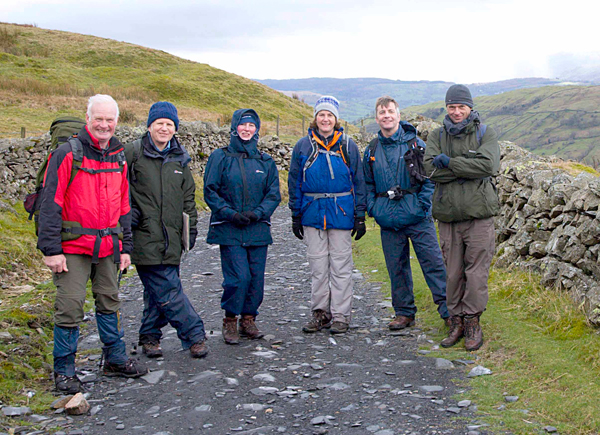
left=229, top=108, right=261, bottom=155
left=378, top=121, right=417, bottom=145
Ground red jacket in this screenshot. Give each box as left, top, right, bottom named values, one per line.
left=37, top=127, right=133, bottom=259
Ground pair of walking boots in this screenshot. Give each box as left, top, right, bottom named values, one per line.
left=223, top=315, right=264, bottom=345
left=441, top=314, right=483, bottom=351
left=302, top=309, right=348, bottom=334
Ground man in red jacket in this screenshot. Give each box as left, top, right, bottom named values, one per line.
left=38, top=94, right=147, bottom=394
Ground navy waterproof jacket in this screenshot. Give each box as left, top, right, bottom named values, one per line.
left=204, top=109, right=281, bottom=246
left=363, top=121, right=434, bottom=230
left=288, top=128, right=367, bottom=230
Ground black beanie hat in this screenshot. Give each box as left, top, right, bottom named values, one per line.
left=445, top=84, right=473, bottom=108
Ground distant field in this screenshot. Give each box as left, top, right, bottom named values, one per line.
left=0, top=22, right=315, bottom=138
left=405, top=85, right=600, bottom=164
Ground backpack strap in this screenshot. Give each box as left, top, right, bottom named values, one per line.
left=68, top=138, right=84, bottom=186
left=439, top=124, right=487, bottom=148
left=366, top=137, right=379, bottom=173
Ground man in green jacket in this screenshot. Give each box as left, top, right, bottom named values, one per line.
left=125, top=102, right=207, bottom=359
left=424, top=85, right=500, bottom=351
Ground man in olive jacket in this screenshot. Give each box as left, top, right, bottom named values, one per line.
left=125, top=102, right=207, bottom=359
left=424, top=85, right=500, bottom=351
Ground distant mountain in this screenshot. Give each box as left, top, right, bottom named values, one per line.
left=406, top=85, right=600, bottom=164
left=255, top=77, right=564, bottom=121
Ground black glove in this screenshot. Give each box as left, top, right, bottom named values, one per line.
left=131, top=207, right=141, bottom=228
left=433, top=153, right=450, bottom=169
left=189, top=228, right=197, bottom=250
left=232, top=213, right=251, bottom=227
left=292, top=215, right=304, bottom=240
left=242, top=211, right=259, bottom=222
left=351, top=217, right=366, bottom=241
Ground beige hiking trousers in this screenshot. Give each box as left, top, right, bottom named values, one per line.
left=304, top=227, right=353, bottom=323
left=438, top=217, right=495, bottom=316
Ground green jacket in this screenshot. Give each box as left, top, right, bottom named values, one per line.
left=125, top=133, right=198, bottom=265
left=424, top=121, right=500, bottom=223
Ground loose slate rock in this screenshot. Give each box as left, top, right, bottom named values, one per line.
left=2, top=406, right=32, bottom=416
left=253, top=373, right=276, bottom=383
left=504, top=395, right=519, bottom=402
left=142, top=370, right=165, bottom=384
left=467, top=365, right=492, bottom=377
left=418, top=385, right=444, bottom=393
left=457, top=400, right=472, bottom=407
left=250, top=386, right=279, bottom=396
left=543, top=426, right=558, bottom=433
left=435, top=358, right=455, bottom=370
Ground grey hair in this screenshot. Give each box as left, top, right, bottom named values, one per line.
left=87, top=94, right=119, bottom=119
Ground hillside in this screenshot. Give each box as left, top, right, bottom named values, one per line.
left=256, top=77, right=563, bottom=122
left=0, top=23, right=313, bottom=138
left=405, top=85, right=600, bottom=164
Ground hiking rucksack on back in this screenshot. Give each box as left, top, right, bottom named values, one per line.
left=24, top=116, right=86, bottom=233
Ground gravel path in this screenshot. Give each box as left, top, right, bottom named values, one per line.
left=49, top=207, right=489, bottom=435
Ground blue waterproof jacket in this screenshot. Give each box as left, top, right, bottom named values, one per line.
left=363, top=121, right=434, bottom=230
left=204, top=109, right=281, bottom=246
left=288, top=128, right=367, bottom=230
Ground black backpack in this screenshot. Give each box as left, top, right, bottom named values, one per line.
left=366, top=136, right=427, bottom=186
left=303, top=132, right=351, bottom=181
left=24, top=117, right=86, bottom=234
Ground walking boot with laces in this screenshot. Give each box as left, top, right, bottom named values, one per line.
left=222, top=317, right=240, bottom=345
left=302, top=309, right=332, bottom=333
left=239, top=315, right=264, bottom=339
left=141, top=341, right=163, bottom=358
left=388, top=315, right=415, bottom=330
left=463, top=315, right=484, bottom=351
left=103, top=358, right=148, bottom=378
left=330, top=321, right=349, bottom=334
left=190, top=341, right=209, bottom=358
left=440, top=315, right=464, bottom=348
left=54, top=372, right=84, bottom=394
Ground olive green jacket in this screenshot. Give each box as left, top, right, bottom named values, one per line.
left=125, top=134, right=198, bottom=265
left=424, top=121, right=500, bottom=223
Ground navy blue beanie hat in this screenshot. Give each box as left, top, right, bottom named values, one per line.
left=147, top=101, right=180, bottom=131
left=239, top=113, right=258, bottom=126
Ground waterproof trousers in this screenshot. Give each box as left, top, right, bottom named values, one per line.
left=52, top=254, right=127, bottom=376
left=220, top=245, right=268, bottom=316
left=438, top=217, right=495, bottom=316
left=380, top=217, right=449, bottom=319
left=137, top=265, right=206, bottom=349
left=304, top=227, right=353, bottom=323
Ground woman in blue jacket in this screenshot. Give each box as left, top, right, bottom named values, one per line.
left=204, top=109, right=281, bottom=344
left=288, top=96, right=367, bottom=334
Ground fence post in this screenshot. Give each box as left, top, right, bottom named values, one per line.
left=302, top=116, right=305, bottom=133
left=276, top=115, right=280, bottom=137
left=217, top=118, right=220, bottom=127
left=21, top=127, right=26, bottom=138
left=345, top=121, right=348, bottom=131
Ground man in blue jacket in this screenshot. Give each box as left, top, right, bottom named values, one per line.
left=364, top=96, right=449, bottom=330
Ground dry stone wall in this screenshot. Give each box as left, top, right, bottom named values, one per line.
left=2, top=119, right=600, bottom=324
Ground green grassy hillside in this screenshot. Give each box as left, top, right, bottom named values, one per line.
left=406, top=85, right=600, bottom=164
left=0, top=22, right=313, bottom=137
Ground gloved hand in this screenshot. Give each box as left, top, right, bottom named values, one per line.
left=292, top=215, right=304, bottom=240
left=242, top=211, right=259, bottom=222
left=131, top=207, right=141, bottom=228
left=351, top=216, right=366, bottom=241
left=189, top=228, right=198, bottom=250
left=432, top=153, right=450, bottom=169
left=232, top=213, right=251, bottom=227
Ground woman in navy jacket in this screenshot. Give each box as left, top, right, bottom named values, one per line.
left=204, top=109, right=281, bottom=344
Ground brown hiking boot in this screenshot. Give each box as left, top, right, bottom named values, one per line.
left=330, top=321, right=349, bottom=334
left=464, top=315, right=484, bottom=351
left=222, top=317, right=240, bottom=345
left=388, top=315, right=415, bottom=330
left=190, top=341, right=208, bottom=358
left=103, top=358, right=148, bottom=378
left=239, top=315, right=264, bottom=339
left=141, top=341, right=163, bottom=358
left=302, top=309, right=332, bottom=333
left=54, top=372, right=84, bottom=394
left=441, top=316, right=464, bottom=348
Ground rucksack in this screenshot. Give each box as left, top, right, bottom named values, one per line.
left=303, top=132, right=351, bottom=181
left=24, top=117, right=86, bottom=233
left=366, top=136, right=427, bottom=186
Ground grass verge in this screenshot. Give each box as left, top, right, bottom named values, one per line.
left=353, top=220, right=600, bottom=435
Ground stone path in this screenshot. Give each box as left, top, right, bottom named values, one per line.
left=43, top=208, right=489, bottom=435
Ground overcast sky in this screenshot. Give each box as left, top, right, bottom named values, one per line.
left=2, top=0, right=597, bottom=84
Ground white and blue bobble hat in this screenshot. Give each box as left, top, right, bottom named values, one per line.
left=314, top=96, right=340, bottom=120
